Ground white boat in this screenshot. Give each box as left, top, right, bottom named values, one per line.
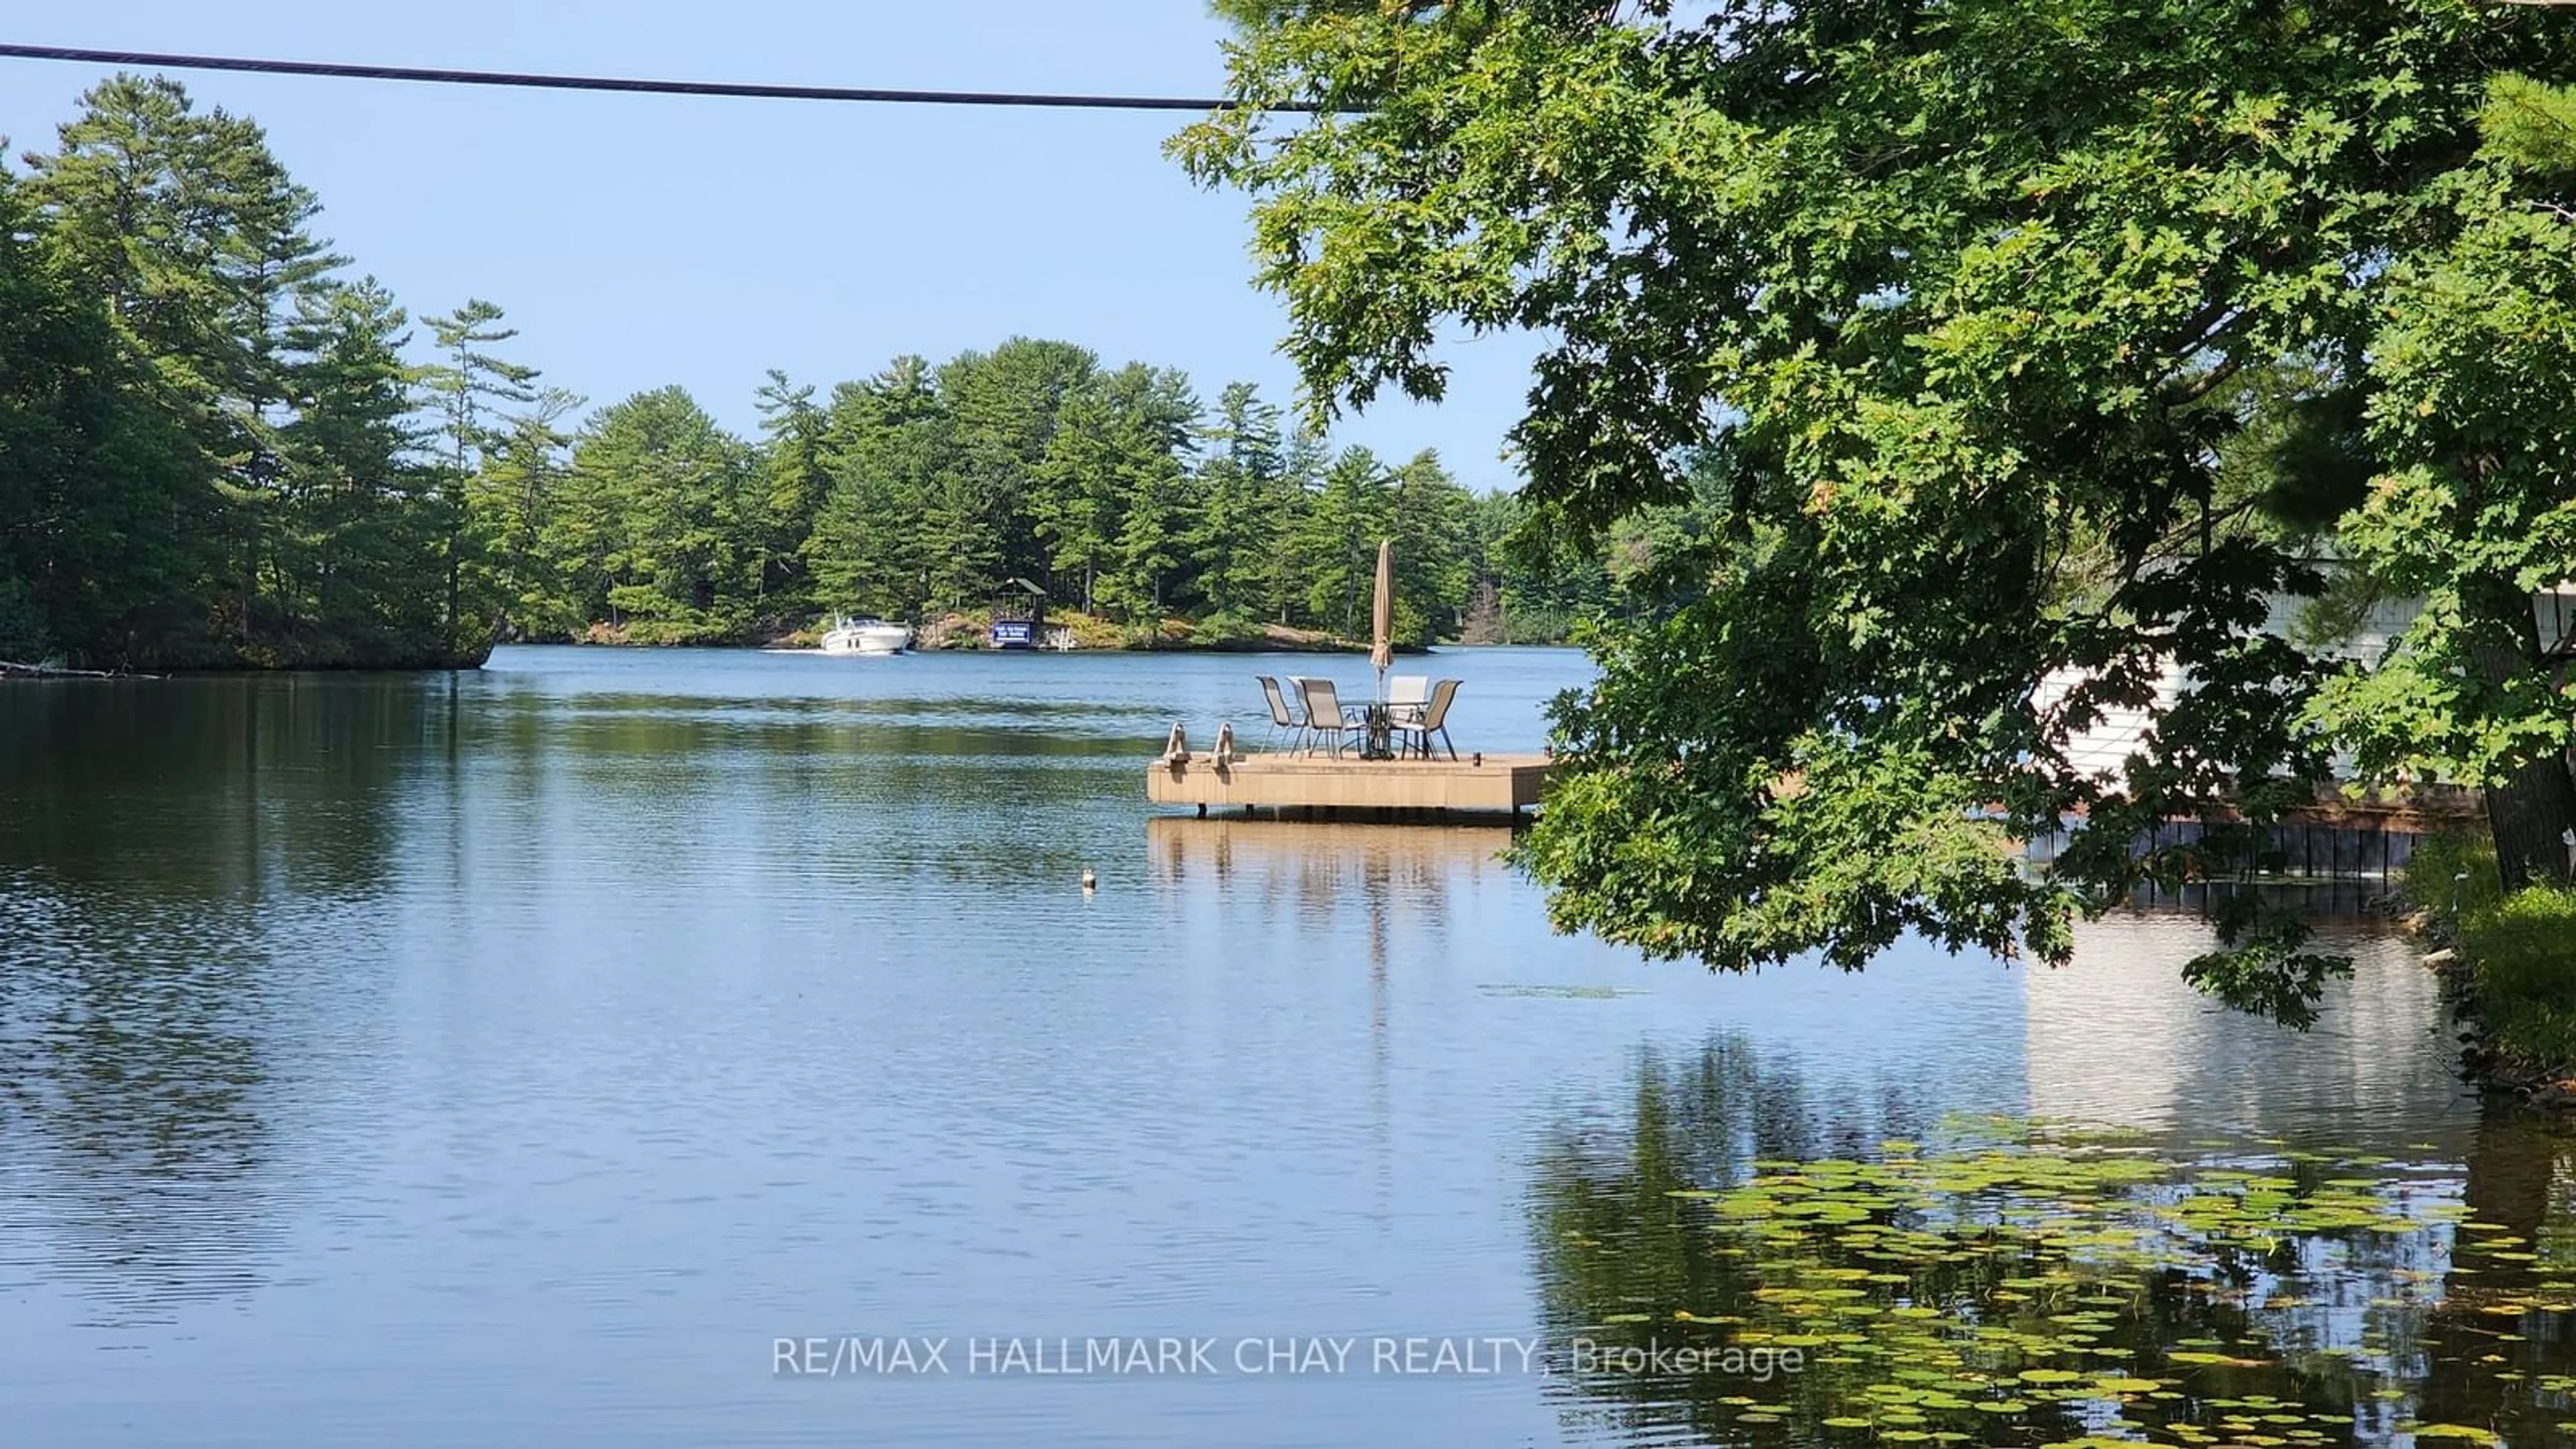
left=818, top=617, right=912, bottom=655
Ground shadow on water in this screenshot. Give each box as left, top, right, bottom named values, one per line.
left=0, top=676, right=426, bottom=1320
left=1527, top=1034, right=2576, bottom=1448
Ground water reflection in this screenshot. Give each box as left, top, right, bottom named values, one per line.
left=1529, top=1035, right=2576, bottom=1448
left=1146, top=816, right=1517, bottom=895
left=0, top=648, right=2538, bottom=1449
left=2027, top=915, right=2475, bottom=1150
left=0, top=880, right=280, bottom=1319
left=1148, top=817, right=1532, bottom=1222
left=0, top=677, right=429, bottom=1321
left=0, top=676, right=427, bottom=896
left=1528, top=1037, right=1934, bottom=1446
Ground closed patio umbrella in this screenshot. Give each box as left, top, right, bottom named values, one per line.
left=1370, top=539, right=1394, bottom=699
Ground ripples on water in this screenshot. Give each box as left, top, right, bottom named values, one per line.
left=0, top=647, right=2563, bottom=1447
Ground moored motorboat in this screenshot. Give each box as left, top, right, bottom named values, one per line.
left=818, top=617, right=912, bottom=655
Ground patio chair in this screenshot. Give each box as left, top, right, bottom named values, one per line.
left=1387, top=675, right=1429, bottom=728
left=1397, top=678, right=1461, bottom=760
left=1255, top=675, right=1307, bottom=753
left=1295, top=676, right=1366, bottom=757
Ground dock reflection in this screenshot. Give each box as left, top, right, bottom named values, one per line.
left=1145, top=814, right=1517, bottom=893
left=1146, top=815, right=1527, bottom=1229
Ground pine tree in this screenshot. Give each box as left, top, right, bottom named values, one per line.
left=1188, top=381, right=1288, bottom=625
left=938, top=338, right=1097, bottom=598
left=808, top=358, right=947, bottom=621
left=1385, top=450, right=1474, bottom=645
left=0, top=164, right=210, bottom=665
left=753, top=369, right=830, bottom=619
left=426, top=299, right=539, bottom=646
left=277, top=276, right=445, bottom=661
left=23, top=76, right=347, bottom=643
left=1297, top=446, right=1391, bottom=637
left=1102, top=366, right=1201, bottom=623
left=569, top=387, right=760, bottom=642
left=466, top=387, right=583, bottom=638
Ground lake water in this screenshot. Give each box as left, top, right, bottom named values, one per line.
left=1, top=645, right=2565, bottom=1447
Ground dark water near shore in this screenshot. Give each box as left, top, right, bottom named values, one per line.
left=1, top=646, right=2565, bottom=1447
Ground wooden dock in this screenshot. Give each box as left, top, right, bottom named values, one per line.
left=1146, top=751, right=1552, bottom=816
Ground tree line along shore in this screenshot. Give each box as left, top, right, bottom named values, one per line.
left=0, top=77, right=1699, bottom=674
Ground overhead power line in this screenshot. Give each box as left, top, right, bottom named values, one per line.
left=0, top=42, right=1317, bottom=112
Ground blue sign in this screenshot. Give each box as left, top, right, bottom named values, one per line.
left=990, top=621, right=1037, bottom=649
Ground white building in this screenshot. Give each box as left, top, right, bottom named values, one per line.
left=2033, top=584, right=2574, bottom=787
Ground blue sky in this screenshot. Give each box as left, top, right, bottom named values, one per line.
left=0, top=1, right=1538, bottom=486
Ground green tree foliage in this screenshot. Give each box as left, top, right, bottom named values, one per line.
left=0, top=76, right=1585, bottom=667
left=466, top=388, right=584, bottom=639
left=2312, top=183, right=2576, bottom=888
left=752, top=370, right=830, bottom=610
left=937, top=337, right=1098, bottom=606
left=6, top=74, right=479, bottom=667
left=0, top=163, right=209, bottom=665
left=272, top=278, right=445, bottom=664
left=1464, top=490, right=1611, bottom=645
left=807, top=358, right=947, bottom=622
left=564, top=387, right=760, bottom=643
left=1189, top=381, right=1292, bottom=629
left=1297, top=445, right=1393, bottom=638
left=1279, top=444, right=1479, bottom=644
left=425, top=299, right=539, bottom=646
left=782, top=347, right=1496, bottom=644
left=1036, top=363, right=1201, bottom=622
left=1177, top=0, right=2576, bottom=1018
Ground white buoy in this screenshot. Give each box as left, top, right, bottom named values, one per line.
left=1081, top=868, right=1097, bottom=892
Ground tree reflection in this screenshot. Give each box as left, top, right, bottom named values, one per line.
left=2414, top=1112, right=2576, bottom=1444
left=0, top=676, right=428, bottom=1318
left=1526, top=1034, right=2576, bottom=1447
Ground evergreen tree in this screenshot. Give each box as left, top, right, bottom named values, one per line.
left=23, top=76, right=229, bottom=382
left=0, top=164, right=210, bottom=664
left=276, top=277, right=447, bottom=661
left=568, top=386, right=759, bottom=642
left=0, top=74, right=1572, bottom=665
left=1384, top=450, right=1474, bottom=645
left=1188, top=382, right=1289, bottom=625
left=1102, top=366, right=1201, bottom=623
left=1032, top=382, right=1125, bottom=612
left=1036, top=362, right=1201, bottom=621
left=753, top=369, right=830, bottom=617
left=1296, top=446, right=1391, bottom=637
left=1264, top=425, right=1327, bottom=628
left=25, top=77, right=347, bottom=643
left=938, top=337, right=1097, bottom=598
left=808, top=358, right=947, bottom=621
left=466, top=387, right=583, bottom=638
left=425, top=299, right=539, bottom=645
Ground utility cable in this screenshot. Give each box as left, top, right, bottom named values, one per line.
left=0, top=42, right=1323, bottom=113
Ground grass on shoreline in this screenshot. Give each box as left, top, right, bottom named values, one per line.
left=2404, top=833, right=2576, bottom=1080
